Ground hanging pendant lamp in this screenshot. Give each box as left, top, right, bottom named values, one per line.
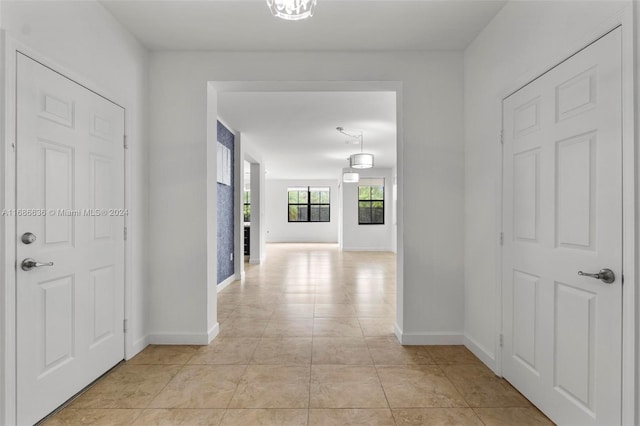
left=342, top=157, right=360, bottom=183
left=343, top=172, right=360, bottom=183
left=349, top=152, right=374, bottom=169
left=336, top=127, right=374, bottom=169
left=343, top=167, right=360, bottom=183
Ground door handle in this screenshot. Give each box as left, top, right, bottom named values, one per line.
left=21, top=258, right=54, bottom=271
left=578, top=268, right=615, bottom=284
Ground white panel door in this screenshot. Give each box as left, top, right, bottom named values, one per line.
left=16, top=53, right=125, bottom=425
left=502, top=28, right=622, bottom=426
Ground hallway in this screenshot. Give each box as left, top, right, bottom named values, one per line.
left=45, top=244, right=551, bottom=425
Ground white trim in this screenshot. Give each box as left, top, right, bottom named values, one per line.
left=395, top=86, right=404, bottom=350
left=146, top=324, right=220, bottom=347
left=208, top=323, right=219, bottom=344
left=0, top=30, right=17, bottom=426
left=128, top=335, right=150, bottom=361
left=397, top=331, right=464, bottom=346
left=394, top=323, right=403, bottom=343
left=231, top=126, right=243, bottom=287
left=464, top=333, right=497, bottom=374
left=216, top=274, right=237, bottom=293
left=148, top=332, right=211, bottom=345
left=620, top=5, right=638, bottom=425
left=1, top=37, right=134, bottom=425
left=493, top=96, right=504, bottom=376
left=249, top=257, right=261, bottom=265
left=495, top=7, right=637, bottom=424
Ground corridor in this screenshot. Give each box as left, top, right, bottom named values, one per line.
left=46, top=244, right=551, bottom=425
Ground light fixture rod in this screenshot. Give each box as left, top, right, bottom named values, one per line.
left=336, top=127, right=366, bottom=152
left=336, top=127, right=362, bottom=140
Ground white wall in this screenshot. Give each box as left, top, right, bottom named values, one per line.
left=391, top=168, right=398, bottom=253
left=342, top=168, right=394, bottom=251
left=249, top=162, right=266, bottom=264
left=636, top=6, right=640, bottom=421
left=148, top=51, right=465, bottom=345
left=0, top=1, right=149, bottom=423
left=265, top=179, right=339, bottom=243
left=463, top=0, right=631, bottom=370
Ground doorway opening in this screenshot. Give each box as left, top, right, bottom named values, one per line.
left=207, top=81, right=403, bottom=339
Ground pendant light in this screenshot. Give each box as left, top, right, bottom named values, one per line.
left=343, top=157, right=360, bottom=183
left=266, top=0, right=317, bottom=20
left=350, top=152, right=374, bottom=169
left=343, top=172, right=360, bottom=183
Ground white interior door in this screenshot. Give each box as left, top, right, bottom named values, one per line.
left=16, top=53, right=125, bottom=425
left=502, top=28, right=622, bottom=426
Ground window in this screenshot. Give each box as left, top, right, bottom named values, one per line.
left=288, top=186, right=330, bottom=222
left=243, top=190, right=251, bottom=222
left=358, top=178, right=384, bottom=225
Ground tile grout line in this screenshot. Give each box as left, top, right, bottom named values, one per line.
left=225, top=321, right=264, bottom=410
left=223, top=363, right=251, bottom=412
left=140, top=360, right=189, bottom=412
left=371, top=351, right=397, bottom=425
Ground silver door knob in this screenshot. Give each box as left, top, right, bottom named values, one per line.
left=21, top=258, right=54, bottom=271
left=21, top=232, right=36, bottom=244
left=578, top=268, right=615, bottom=284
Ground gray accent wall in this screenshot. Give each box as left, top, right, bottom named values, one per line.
left=217, top=121, right=234, bottom=283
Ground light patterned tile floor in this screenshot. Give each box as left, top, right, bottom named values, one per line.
left=44, top=243, right=553, bottom=425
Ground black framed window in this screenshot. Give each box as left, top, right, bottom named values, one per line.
left=358, top=178, right=384, bottom=225
left=288, top=186, right=330, bottom=222
left=243, top=190, right=251, bottom=222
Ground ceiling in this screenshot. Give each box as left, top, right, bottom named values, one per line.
left=219, top=91, right=396, bottom=180
left=100, top=0, right=506, bottom=51
left=100, top=0, right=505, bottom=180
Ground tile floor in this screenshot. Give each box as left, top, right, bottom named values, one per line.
left=45, top=244, right=554, bottom=425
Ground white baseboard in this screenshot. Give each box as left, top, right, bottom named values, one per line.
left=148, top=332, right=211, bottom=345
left=208, top=323, right=219, bottom=343
left=127, top=335, right=150, bottom=360
left=394, top=323, right=403, bottom=343
left=217, top=274, right=237, bottom=293
left=395, top=329, right=465, bottom=345
left=249, top=257, right=260, bottom=264
left=464, top=333, right=498, bottom=374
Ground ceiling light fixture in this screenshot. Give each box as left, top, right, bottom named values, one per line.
left=337, top=127, right=374, bottom=169
left=266, top=0, right=317, bottom=20
left=350, top=152, right=374, bottom=169
left=343, top=158, right=360, bottom=183
left=343, top=172, right=360, bottom=183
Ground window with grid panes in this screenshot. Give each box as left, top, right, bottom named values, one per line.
left=287, top=186, right=330, bottom=222
left=358, top=178, right=384, bottom=224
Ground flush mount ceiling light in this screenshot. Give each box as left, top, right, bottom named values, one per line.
left=266, top=0, right=317, bottom=20
left=337, top=127, right=374, bottom=169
